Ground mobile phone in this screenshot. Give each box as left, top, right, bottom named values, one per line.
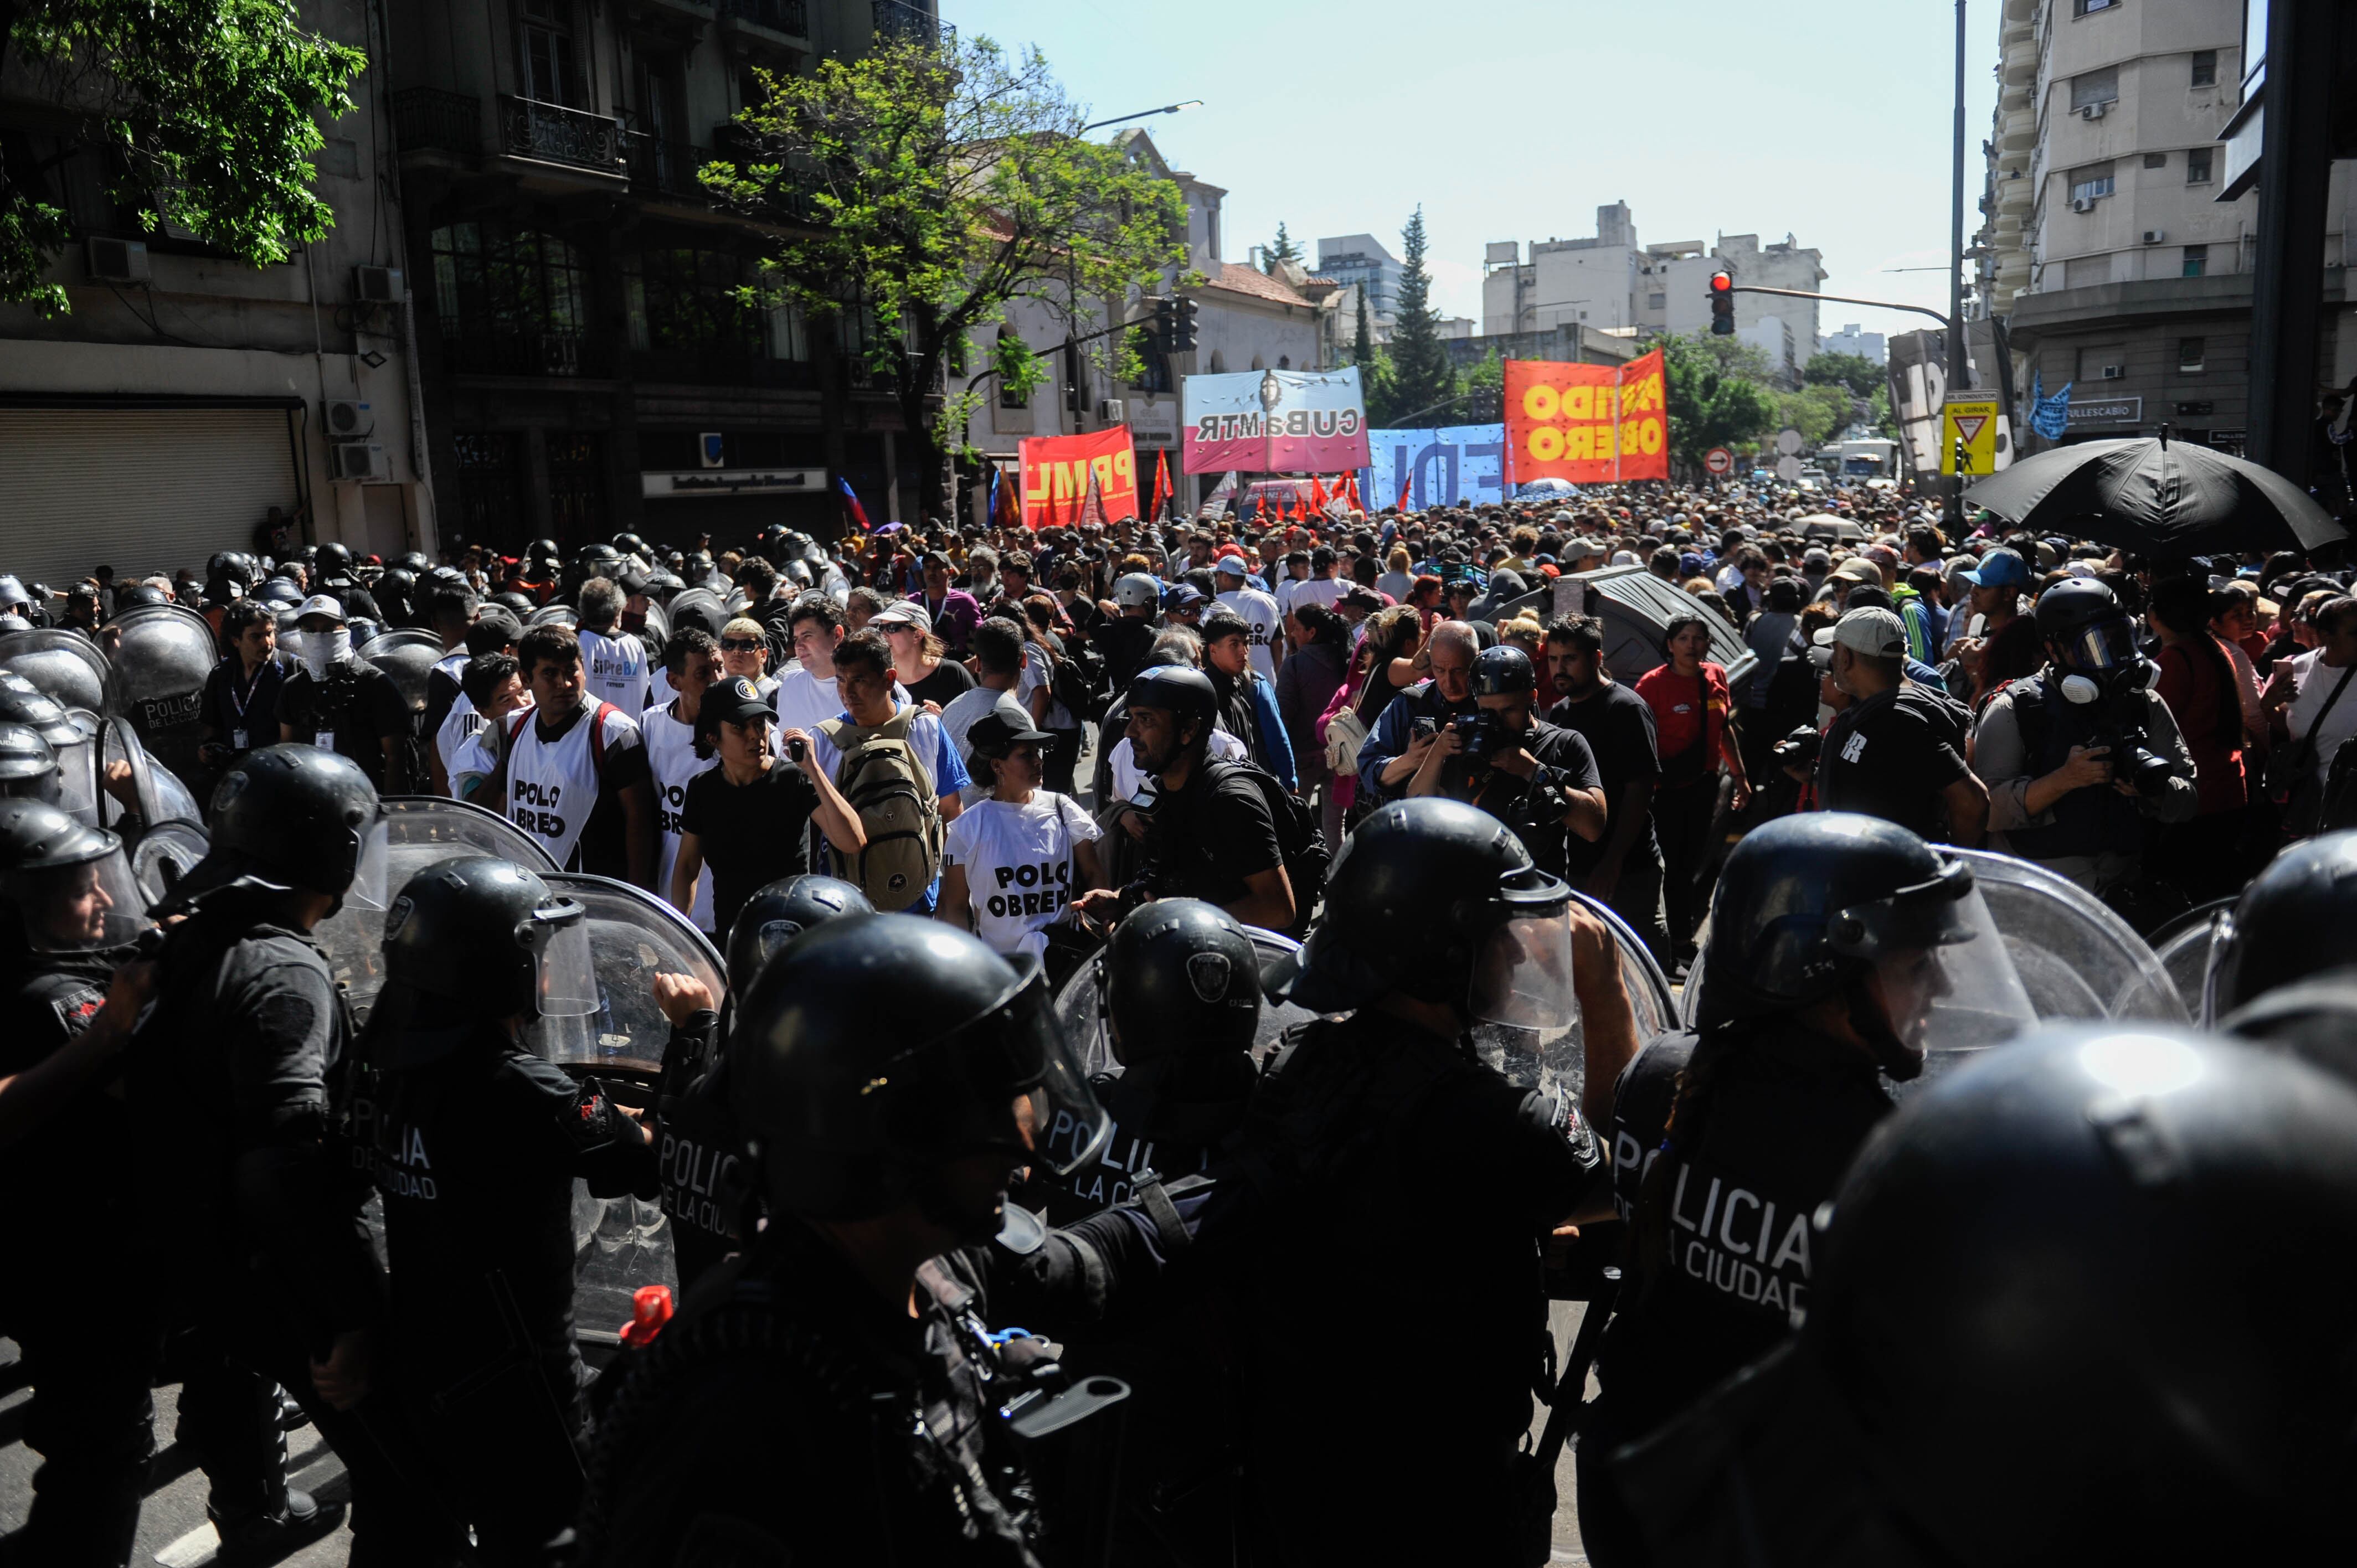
left=1413, top=716, right=1439, bottom=741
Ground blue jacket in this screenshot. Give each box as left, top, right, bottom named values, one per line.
left=1247, top=672, right=1297, bottom=791
left=1356, top=679, right=1477, bottom=800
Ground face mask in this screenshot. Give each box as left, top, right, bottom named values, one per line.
left=2058, top=673, right=2103, bottom=705
left=299, top=628, right=351, bottom=677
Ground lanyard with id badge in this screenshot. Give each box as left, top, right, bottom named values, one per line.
left=228, top=663, right=272, bottom=752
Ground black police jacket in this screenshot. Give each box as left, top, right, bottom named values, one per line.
left=130, top=895, right=381, bottom=1336
left=366, top=1021, right=657, bottom=1397
left=649, top=1008, right=747, bottom=1295
left=1592, top=1022, right=1895, bottom=1445
left=1, top=947, right=136, bottom=1247
left=1195, top=1007, right=1605, bottom=1563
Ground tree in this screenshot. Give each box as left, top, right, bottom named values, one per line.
left=1656, top=333, right=1780, bottom=472
left=1385, top=205, right=1455, bottom=422
left=1457, top=346, right=1505, bottom=425
left=1264, top=220, right=1300, bottom=272
left=1352, top=288, right=1373, bottom=375
left=0, top=0, right=366, bottom=315
left=1803, top=350, right=1886, bottom=400
left=1772, top=383, right=1851, bottom=449
left=708, top=37, right=1189, bottom=523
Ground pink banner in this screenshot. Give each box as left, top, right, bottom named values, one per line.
left=1180, top=367, right=1371, bottom=474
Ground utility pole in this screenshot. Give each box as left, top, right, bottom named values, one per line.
left=2245, top=0, right=2335, bottom=482
left=1947, top=0, right=1968, bottom=529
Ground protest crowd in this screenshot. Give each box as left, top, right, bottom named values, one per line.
left=5, top=455, right=2357, bottom=1568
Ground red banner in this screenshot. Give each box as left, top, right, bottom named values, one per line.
left=1503, top=349, right=1669, bottom=484
left=1020, top=426, right=1138, bottom=529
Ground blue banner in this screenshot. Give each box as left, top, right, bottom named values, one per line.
left=2029, top=372, right=2073, bottom=441
left=1361, top=424, right=1507, bottom=512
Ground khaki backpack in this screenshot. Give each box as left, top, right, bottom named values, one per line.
left=815, top=706, right=944, bottom=911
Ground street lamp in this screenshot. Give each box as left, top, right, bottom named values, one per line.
left=1080, top=100, right=1203, bottom=133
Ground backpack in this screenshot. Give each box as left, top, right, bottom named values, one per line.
left=815, top=706, right=943, bottom=911
left=1205, top=757, right=1329, bottom=933
left=2318, top=734, right=2357, bottom=835
left=1047, top=638, right=1105, bottom=724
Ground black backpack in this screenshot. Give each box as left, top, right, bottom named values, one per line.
left=1048, top=638, right=1105, bottom=724
left=1205, top=757, right=1329, bottom=933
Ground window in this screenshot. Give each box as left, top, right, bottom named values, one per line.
left=2143, top=152, right=2167, bottom=169
left=2069, top=164, right=2116, bottom=202
left=624, top=246, right=785, bottom=361
left=519, top=0, right=579, bottom=106
left=2071, top=66, right=2119, bottom=110
left=431, top=220, right=596, bottom=376
left=997, top=330, right=1028, bottom=409
left=2073, top=0, right=2119, bottom=14
left=452, top=432, right=524, bottom=552
left=2186, top=146, right=2213, bottom=183
left=2077, top=344, right=2126, bottom=380
left=2181, top=244, right=2207, bottom=277
left=2178, top=337, right=2205, bottom=372
left=1646, top=292, right=1667, bottom=310
left=2190, top=49, right=2217, bottom=86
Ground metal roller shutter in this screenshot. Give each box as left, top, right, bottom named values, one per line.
left=0, top=408, right=300, bottom=589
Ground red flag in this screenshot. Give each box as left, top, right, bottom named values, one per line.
left=1308, top=473, right=1330, bottom=514
left=1345, top=472, right=1363, bottom=512
left=1398, top=464, right=1413, bottom=513
left=1150, top=449, right=1171, bottom=522
left=992, top=465, right=1020, bottom=528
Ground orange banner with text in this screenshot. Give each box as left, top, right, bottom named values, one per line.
left=1502, top=349, right=1669, bottom=484
left=1020, top=426, right=1137, bottom=529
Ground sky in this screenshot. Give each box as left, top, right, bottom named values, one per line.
left=945, top=0, right=2000, bottom=347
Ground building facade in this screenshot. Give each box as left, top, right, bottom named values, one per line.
left=1317, top=232, right=1406, bottom=340
left=1979, top=0, right=2355, bottom=452
left=1819, top=323, right=1890, bottom=364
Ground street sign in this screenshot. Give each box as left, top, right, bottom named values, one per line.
left=1703, top=446, right=1734, bottom=476
left=1941, top=395, right=2001, bottom=475
left=1776, top=455, right=1805, bottom=481
left=1774, top=427, right=1804, bottom=457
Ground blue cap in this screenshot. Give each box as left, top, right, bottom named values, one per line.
left=1164, top=584, right=1207, bottom=609
left=1960, top=546, right=2029, bottom=589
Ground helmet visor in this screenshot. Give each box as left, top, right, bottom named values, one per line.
left=345, top=817, right=394, bottom=911
left=534, top=901, right=600, bottom=1018
left=53, top=720, right=98, bottom=823
left=1874, top=888, right=2039, bottom=1065
left=12, top=845, right=146, bottom=952
left=2063, top=617, right=2140, bottom=673
left=894, top=953, right=1113, bottom=1178
left=1468, top=907, right=1580, bottom=1032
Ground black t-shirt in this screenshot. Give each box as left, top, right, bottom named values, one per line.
left=1449, top=718, right=1603, bottom=880
left=680, top=761, right=819, bottom=940
left=1814, top=684, right=1972, bottom=841
left=1091, top=616, right=1158, bottom=692
left=201, top=656, right=287, bottom=754
left=905, top=658, right=975, bottom=710
left=1594, top=1025, right=1893, bottom=1440
left=277, top=661, right=411, bottom=788
left=1546, top=681, right=1660, bottom=855
left=1143, top=759, right=1282, bottom=909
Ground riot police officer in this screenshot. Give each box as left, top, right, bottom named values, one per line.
left=1231, top=797, right=1629, bottom=1566
left=359, top=854, right=657, bottom=1564
left=0, top=803, right=159, bottom=1565
left=651, top=873, right=873, bottom=1292
left=579, top=916, right=1124, bottom=1567
left=2204, top=829, right=2357, bottom=1080
left=1612, top=1026, right=2357, bottom=1566
left=1578, top=812, right=2034, bottom=1566
left=128, top=745, right=440, bottom=1559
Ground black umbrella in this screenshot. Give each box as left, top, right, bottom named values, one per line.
left=1962, top=433, right=2346, bottom=558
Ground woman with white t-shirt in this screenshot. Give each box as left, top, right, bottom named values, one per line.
left=938, top=709, right=1103, bottom=977
left=2265, top=594, right=2357, bottom=807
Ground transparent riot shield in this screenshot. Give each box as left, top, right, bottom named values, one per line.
left=356, top=629, right=444, bottom=718
left=0, top=627, right=113, bottom=716
left=1469, top=892, right=1676, bottom=1110
left=312, top=796, right=560, bottom=1018
left=101, top=602, right=220, bottom=787
left=663, top=588, right=730, bottom=642
left=537, top=872, right=726, bottom=1076
left=637, top=600, right=670, bottom=649
left=131, top=819, right=210, bottom=907
left=2148, top=897, right=2236, bottom=1025
left=527, top=604, right=579, bottom=630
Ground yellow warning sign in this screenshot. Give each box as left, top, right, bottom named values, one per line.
left=1941, top=395, right=2001, bottom=476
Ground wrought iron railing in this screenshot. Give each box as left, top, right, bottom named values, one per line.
left=499, top=95, right=626, bottom=173
left=391, top=89, right=481, bottom=157
left=627, top=136, right=713, bottom=202
left=872, top=0, right=954, bottom=49
left=719, top=0, right=808, bottom=33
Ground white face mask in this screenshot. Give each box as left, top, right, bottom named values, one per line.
left=299, top=627, right=351, bottom=677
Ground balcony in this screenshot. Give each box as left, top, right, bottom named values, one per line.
left=718, top=0, right=807, bottom=34
left=631, top=348, right=819, bottom=390
left=872, top=0, right=954, bottom=49
left=629, top=136, right=714, bottom=204
left=499, top=95, right=627, bottom=176
left=444, top=329, right=604, bottom=380
left=391, top=89, right=481, bottom=158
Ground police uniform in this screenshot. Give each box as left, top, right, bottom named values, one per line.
left=649, top=1007, right=742, bottom=1293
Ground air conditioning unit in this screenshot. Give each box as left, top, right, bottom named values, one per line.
left=323, top=399, right=374, bottom=437
left=86, top=236, right=150, bottom=283
left=1099, top=399, right=1125, bottom=423
left=2079, top=101, right=2109, bottom=120
left=2070, top=196, right=2097, bottom=212
left=353, top=265, right=405, bottom=303
left=2100, top=365, right=2124, bottom=380
left=330, top=441, right=391, bottom=482
left=2142, top=230, right=2166, bottom=245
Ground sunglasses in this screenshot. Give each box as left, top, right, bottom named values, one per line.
left=720, top=637, right=764, bottom=652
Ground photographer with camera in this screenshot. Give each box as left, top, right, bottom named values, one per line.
left=1970, top=579, right=2196, bottom=896
left=1407, top=645, right=1607, bottom=880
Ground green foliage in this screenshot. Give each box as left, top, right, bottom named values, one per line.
left=1352, top=290, right=1373, bottom=374
left=1803, top=350, right=1885, bottom=400
left=708, top=35, right=1188, bottom=517
left=1865, top=382, right=1898, bottom=439
left=0, top=0, right=366, bottom=315
left=1656, top=333, right=1780, bottom=471
left=1361, top=344, right=1401, bottom=427
left=1385, top=205, right=1455, bottom=422
left=1773, top=384, right=1852, bottom=449
left=1264, top=220, right=1300, bottom=271
left=1457, top=347, right=1505, bottom=425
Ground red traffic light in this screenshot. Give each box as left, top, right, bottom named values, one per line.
left=1709, top=272, right=1733, bottom=292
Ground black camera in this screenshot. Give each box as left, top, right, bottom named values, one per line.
left=1452, top=710, right=1511, bottom=762
left=785, top=735, right=809, bottom=762
left=2093, top=673, right=2179, bottom=798
left=1771, top=725, right=1822, bottom=771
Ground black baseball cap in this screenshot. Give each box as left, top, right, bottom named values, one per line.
left=697, top=676, right=774, bottom=734
left=965, top=711, right=1052, bottom=756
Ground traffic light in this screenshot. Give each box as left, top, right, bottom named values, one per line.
left=1147, top=295, right=1175, bottom=353
left=1708, top=270, right=1736, bottom=336
left=1171, top=297, right=1200, bottom=353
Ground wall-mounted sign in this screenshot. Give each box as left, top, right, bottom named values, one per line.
left=2065, top=396, right=2142, bottom=425
left=642, top=468, right=827, bottom=498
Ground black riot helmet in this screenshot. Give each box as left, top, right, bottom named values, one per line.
left=1124, top=665, right=1219, bottom=738
left=1265, top=796, right=1576, bottom=1026
left=729, top=915, right=1110, bottom=1229
left=316, top=541, right=354, bottom=582
left=526, top=538, right=560, bottom=569
left=0, top=721, right=60, bottom=806
left=1692, top=812, right=2027, bottom=1077
left=1790, top=1028, right=2357, bottom=1564
left=724, top=874, right=874, bottom=1008
left=193, top=744, right=389, bottom=907
left=2202, top=829, right=2357, bottom=1024
left=1101, top=899, right=1263, bottom=1148
left=1469, top=643, right=1535, bottom=698
left=0, top=675, right=81, bottom=754
left=397, top=551, right=431, bottom=576
left=113, top=584, right=171, bottom=613
left=382, top=855, right=596, bottom=1031
left=491, top=590, right=537, bottom=620
left=2032, top=576, right=2140, bottom=675
left=0, top=800, right=143, bottom=953
left=613, top=532, right=647, bottom=560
